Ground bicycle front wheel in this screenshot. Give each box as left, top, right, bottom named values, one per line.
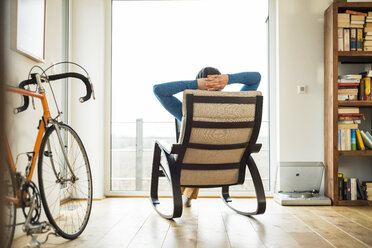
left=38, top=123, right=93, bottom=239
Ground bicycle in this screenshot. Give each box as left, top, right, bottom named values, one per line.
left=3, top=63, right=95, bottom=248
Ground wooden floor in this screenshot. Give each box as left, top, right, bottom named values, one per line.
left=13, top=198, right=372, bottom=248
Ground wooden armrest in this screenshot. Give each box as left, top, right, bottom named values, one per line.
left=248, top=144, right=262, bottom=153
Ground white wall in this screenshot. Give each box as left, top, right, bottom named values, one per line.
left=276, top=0, right=333, bottom=162
left=70, top=0, right=108, bottom=198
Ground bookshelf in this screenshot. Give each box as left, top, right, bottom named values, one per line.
left=324, top=2, right=372, bottom=206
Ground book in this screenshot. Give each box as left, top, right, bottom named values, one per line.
left=338, top=120, right=361, bottom=125
left=350, top=28, right=356, bottom=51
left=339, top=74, right=362, bottom=79
left=338, top=173, right=344, bottom=200
left=351, top=129, right=356, bottom=151
left=338, top=124, right=358, bottom=129
left=338, top=107, right=359, bottom=114
left=340, top=129, right=345, bottom=151
left=365, top=27, right=372, bottom=33
left=364, top=77, right=371, bottom=100
left=338, top=28, right=344, bottom=51
left=346, top=129, right=351, bottom=150
left=346, top=10, right=367, bottom=17
left=346, top=178, right=351, bottom=200
left=357, top=28, right=363, bottom=51
left=360, top=130, right=372, bottom=149
left=357, top=179, right=366, bottom=200
left=359, top=79, right=365, bottom=100
left=338, top=78, right=360, bottom=83
left=344, top=29, right=350, bottom=51
left=339, top=83, right=359, bottom=88
left=338, top=113, right=364, bottom=118
left=339, top=116, right=363, bottom=121
left=366, top=131, right=372, bottom=142
left=338, top=88, right=358, bottom=95
left=350, top=21, right=365, bottom=25
left=356, top=129, right=365, bottom=150
left=364, top=46, right=372, bottom=51
left=344, top=178, right=348, bottom=200
left=339, top=22, right=350, bottom=28
left=338, top=129, right=341, bottom=150
left=338, top=95, right=357, bottom=101
left=350, top=24, right=364, bottom=28
left=363, top=40, right=372, bottom=47
left=351, top=178, right=357, bottom=200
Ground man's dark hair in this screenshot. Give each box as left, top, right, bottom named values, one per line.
left=196, top=67, right=221, bottom=79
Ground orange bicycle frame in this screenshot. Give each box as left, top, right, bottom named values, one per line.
left=6, top=86, right=52, bottom=183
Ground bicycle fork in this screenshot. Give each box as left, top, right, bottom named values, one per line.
left=47, top=120, right=78, bottom=183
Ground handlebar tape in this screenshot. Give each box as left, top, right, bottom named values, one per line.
left=15, top=77, right=37, bottom=113
left=15, top=72, right=92, bottom=113
left=48, top=72, right=92, bottom=102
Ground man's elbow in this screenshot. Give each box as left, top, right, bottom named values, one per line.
left=153, top=84, right=161, bottom=96
left=254, top=72, right=261, bottom=83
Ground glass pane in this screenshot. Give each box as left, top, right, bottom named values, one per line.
left=111, top=0, right=269, bottom=193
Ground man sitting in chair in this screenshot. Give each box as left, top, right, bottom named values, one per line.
left=153, top=67, right=261, bottom=207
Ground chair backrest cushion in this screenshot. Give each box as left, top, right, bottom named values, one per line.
left=178, top=90, right=262, bottom=186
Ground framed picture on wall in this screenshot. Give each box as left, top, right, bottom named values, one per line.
left=16, top=0, right=46, bottom=62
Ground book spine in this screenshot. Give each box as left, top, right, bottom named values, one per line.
left=359, top=79, right=365, bottom=100
left=357, top=28, right=363, bottom=51
left=338, top=129, right=341, bottom=151
left=338, top=28, right=344, bottom=51
left=344, top=29, right=350, bottom=51
left=356, top=179, right=364, bottom=200
left=351, top=129, right=357, bottom=151
left=344, top=178, right=348, bottom=200
left=365, top=77, right=371, bottom=100
left=340, top=129, right=345, bottom=151
left=338, top=173, right=344, bottom=200
left=360, top=130, right=372, bottom=149
left=346, top=10, right=367, bottom=17
left=350, top=28, right=357, bottom=51
left=346, top=129, right=351, bottom=150
left=351, top=178, right=357, bottom=200
left=347, top=178, right=351, bottom=200
left=356, top=129, right=365, bottom=150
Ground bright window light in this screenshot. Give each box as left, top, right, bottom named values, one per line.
left=111, top=0, right=269, bottom=193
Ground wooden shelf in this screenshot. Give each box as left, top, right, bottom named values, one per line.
left=338, top=51, right=372, bottom=63
left=338, top=101, right=372, bottom=107
left=339, top=150, right=372, bottom=156
left=336, top=200, right=372, bottom=206
left=324, top=2, right=372, bottom=206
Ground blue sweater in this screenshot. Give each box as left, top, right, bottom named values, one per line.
left=153, top=72, right=261, bottom=121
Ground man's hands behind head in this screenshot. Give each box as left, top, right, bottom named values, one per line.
left=197, top=74, right=228, bottom=91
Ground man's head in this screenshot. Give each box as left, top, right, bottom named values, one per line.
left=196, top=67, right=221, bottom=79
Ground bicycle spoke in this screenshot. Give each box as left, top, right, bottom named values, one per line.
left=39, top=124, right=92, bottom=239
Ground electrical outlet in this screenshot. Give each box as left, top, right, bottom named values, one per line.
left=297, top=85, right=306, bottom=94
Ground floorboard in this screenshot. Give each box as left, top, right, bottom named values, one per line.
left=12, top=198, right=372, bottom=248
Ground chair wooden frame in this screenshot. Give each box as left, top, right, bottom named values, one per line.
left=150, top=92, right=266, bottom=219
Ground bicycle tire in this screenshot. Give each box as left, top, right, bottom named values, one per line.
left=38, top=123, right=93, bottom=239
left=2, top=161, right=16, bottom=248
